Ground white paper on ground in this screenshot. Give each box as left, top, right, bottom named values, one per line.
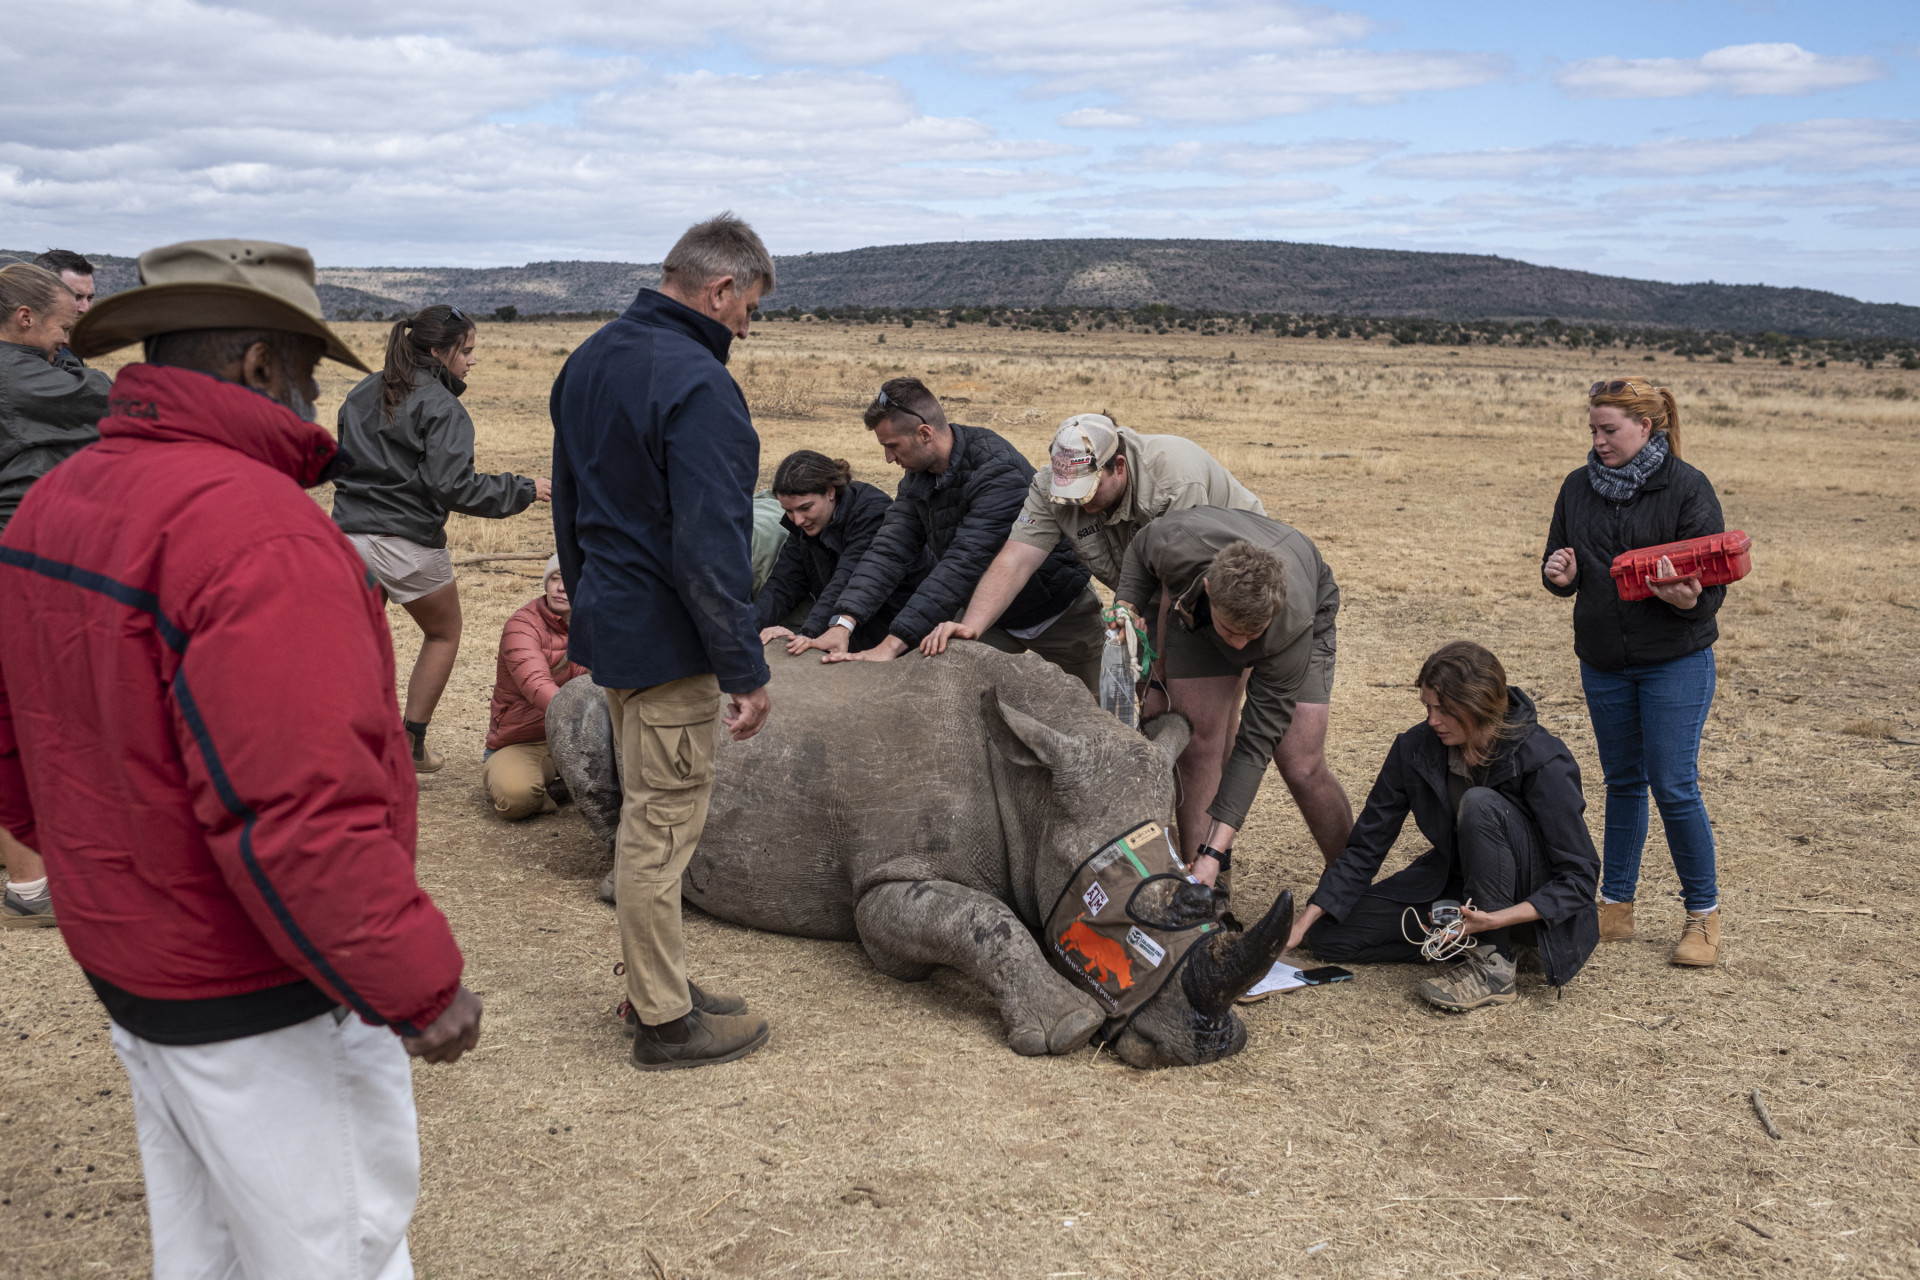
left=1244, top=961, right=1308, bottom=997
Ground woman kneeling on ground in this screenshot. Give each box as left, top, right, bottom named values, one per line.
left=1543, top=377, right=1727, bottom=966
left=331, top=305, right=550, bottom=772
left=484, top=555, right=588, bottom=819
left=757, top=449, right=926, bottom=654
left=1283, top=641, right=1601, bottom=1011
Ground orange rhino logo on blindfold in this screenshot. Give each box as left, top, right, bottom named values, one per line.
left=1058, top=920, right=1134, bottom=990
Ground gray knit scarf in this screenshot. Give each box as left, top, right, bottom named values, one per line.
left=1586, top=431, right=1669, bottom=502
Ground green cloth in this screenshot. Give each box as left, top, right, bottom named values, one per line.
left=750, top=492, right=789, bottom=595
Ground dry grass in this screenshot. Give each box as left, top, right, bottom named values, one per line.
left=4, top=321, right=1919, bottom=1278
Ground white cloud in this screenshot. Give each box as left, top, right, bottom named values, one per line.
left=1104, top=139, right=1400, bottom=175
left=1058, top=109, right=1144, bottom=129
left=1556, top=43, right=1885, bottom=100
left=1378, top=119, right=1920, bottom=181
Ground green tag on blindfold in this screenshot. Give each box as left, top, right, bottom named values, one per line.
left=1043, top=820, right=1218, bottom=1035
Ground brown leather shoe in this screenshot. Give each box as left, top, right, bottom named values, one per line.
left=1599, top=900, right=1635, bottom=942
left=1671, top=910, right=1720, bottom=967
left=632, top=1007, right=770, bottom=1071
left=411, top=745, right=446, bottom=774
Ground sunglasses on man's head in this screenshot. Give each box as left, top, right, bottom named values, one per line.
left=1589, top=379, right=1649, bottom=397
left=875, top=387, right=925, bottom=425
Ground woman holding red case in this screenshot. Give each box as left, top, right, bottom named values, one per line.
left=1541, top=377, right=1727, bottom=967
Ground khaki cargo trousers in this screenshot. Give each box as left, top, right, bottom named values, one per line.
left=606, top=675, right=722, bottom=1025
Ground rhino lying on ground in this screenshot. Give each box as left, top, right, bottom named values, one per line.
left=546, top=643, right=1294, bottom=1068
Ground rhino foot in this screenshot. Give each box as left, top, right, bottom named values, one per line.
left=1006, top=1000, right=1103, bottom=1056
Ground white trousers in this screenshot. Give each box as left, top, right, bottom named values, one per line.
left=111, top=1009, right=420, bottom=1280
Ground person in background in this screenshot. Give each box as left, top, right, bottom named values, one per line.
left=756, top=449, right=926, bottom=653
left=552, top=212, right=774, bottom=1071
left=817, top=378, right=1103, bottom=692
left=1543, top=377, right=1728, bottom=967
left=1110, top=507, right=1351, bottom=883
left=484, top=555, right=588, bottom=819
left=0, top=262, right=112, bottom=926
left=1, top=262, right=108, bottom=532
left=1, top=238, right=480, bottom=1279
left=34, top=249, right=97, bottom=320
left=331, top=304, right=550, bottom=773
left=921, top=412, right=1263, bottom=659
left=1287, top=641, right=1600, bottom=1011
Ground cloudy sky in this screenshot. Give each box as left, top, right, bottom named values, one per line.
left=4, top=1, right=1916, bottom=302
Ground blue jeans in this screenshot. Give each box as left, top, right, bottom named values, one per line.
left=1579, top=648, right=1718, bottom=913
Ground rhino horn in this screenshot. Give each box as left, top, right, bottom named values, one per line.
left=1192, top=889, right=1295, bottom=1015
left=1142, top=713, right=1191, bottom=769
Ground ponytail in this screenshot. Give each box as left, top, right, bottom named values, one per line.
left=772, top=449, right=853, bottom=497
left=1656, top=387, right=1682, bottom=459
left=380, top=304, right=474, bottom=421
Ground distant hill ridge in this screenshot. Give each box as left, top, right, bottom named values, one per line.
left=6, top=239, right=1916, bottom=339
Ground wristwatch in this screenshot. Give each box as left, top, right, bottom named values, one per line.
left=1196, top=845, right=1232, bottom=872
left=829, top=614, right=857, bottom=633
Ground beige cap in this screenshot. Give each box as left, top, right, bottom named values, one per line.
left=545, top=553, right=562, bottom=578
left=1048, top=414, right=1120, bottom=504
left=69, top=239, right=368, bottom=371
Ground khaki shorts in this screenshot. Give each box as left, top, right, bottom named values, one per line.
left=345, top=533, right=454, bottom=604
left=1159, top=606, right=1338, bottom=704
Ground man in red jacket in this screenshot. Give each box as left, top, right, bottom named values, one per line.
left=0, top=240, right=482, bottom=1280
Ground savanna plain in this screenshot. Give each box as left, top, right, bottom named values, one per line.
left=3, top=318, right=1917, bottom=1279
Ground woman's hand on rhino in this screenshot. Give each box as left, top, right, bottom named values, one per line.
left=759, top=626, right=795, bottom=645
left=920, top=620, right=978, bottom=657
left=790, top=628, right=850, bottom=658
left=724, top=686, right=772, bottom=741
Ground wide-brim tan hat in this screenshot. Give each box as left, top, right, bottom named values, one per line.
left=70, top=239, right=369, bottom=371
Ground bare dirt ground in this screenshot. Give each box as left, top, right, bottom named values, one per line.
left=3, top=318, right=1917, bottom=1278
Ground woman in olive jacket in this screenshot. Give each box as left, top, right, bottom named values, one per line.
left=331, top=305, right=549, bottom=772
left=1287, top=642, right=1600, bottom=1012
left=1542, top=377, right=1726, bottom=967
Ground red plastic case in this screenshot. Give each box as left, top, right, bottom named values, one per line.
left=1609, top=530, right=1753, bottom=601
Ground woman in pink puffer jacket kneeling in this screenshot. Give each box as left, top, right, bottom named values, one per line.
left=484, top=555, right=588, bottom=818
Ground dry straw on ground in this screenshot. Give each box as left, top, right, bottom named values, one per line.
left=3, top=320, right=1917, bottom=1278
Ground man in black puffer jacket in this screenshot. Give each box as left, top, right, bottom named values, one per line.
left=818, top=378, right=1102, bottom=693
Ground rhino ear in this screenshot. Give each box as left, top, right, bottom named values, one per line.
left=983, top=691, right=1081, bottom=774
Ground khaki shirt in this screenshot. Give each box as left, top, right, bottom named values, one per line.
left=1008, top=428, right=1264, bottom=588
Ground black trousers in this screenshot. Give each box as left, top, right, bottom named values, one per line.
left=1306, top=787, right=1546, bottom=963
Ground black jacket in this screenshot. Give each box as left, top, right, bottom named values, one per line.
left=0, top=341, right=110, bottom=530
left=1308, top=689, right=1601, bottom=988
left=550, top=289, right=768, bottom=695
left=753, top=480, right=928, bottom=650
left=1542, top=452, right=1726, bottom=671
left=331, top=368, right=537, bottom=549
left=835, top=423, right=1089, bottom=646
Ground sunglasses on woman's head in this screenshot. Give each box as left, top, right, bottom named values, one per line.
left=1589, top=379, right=1648, bottom=397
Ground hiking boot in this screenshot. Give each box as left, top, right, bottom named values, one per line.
left=1671, top=910, right=1721, bottom=967
left=411, top=743, right=446, bottom=774
left=1, top=886, right=57, bottom=929
left=1418, top=949, right=1517, bottom=1012
left=623, top=981, right=748, bottom=1032
left=631, top=1007, right=770, bottom=1072
left=1599, top=900, right=1635, bottom=942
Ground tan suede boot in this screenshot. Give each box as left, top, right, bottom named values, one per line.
left=1598, top=900, right=1635, bottom=942
left=1671, top=909, right=1720, bottom=967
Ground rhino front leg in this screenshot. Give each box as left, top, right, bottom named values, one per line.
left=854, top=880, right=1103, bottom=1057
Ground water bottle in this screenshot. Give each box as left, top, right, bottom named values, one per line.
left=1099, top=622, right=1138, bottom=730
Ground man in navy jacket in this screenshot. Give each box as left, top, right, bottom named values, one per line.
left=551, top=214, right=774, bottom=1070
